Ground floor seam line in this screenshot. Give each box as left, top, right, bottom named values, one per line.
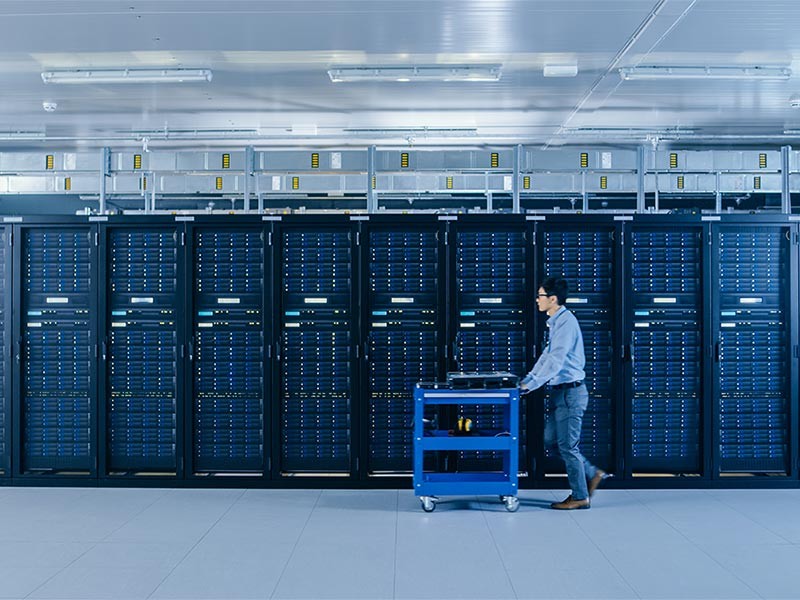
left=146, top=488, right=247, bottom=600
left=267, top=488, right=323, bottom=600
left=479, top=495, right=519, bottom=600
left=628, top=490, right=764, bottom=599
left=564, top=490, right=642, bottom=599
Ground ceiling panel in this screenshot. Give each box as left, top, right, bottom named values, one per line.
left=0, top=0, right=798, bottom=147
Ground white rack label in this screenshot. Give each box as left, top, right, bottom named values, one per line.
left=479, top=298, right=502, bottom=304
left=217, top=298, right=241, bottom=305
left=653, top=297, right=677, bottom=304
left=131, top=297, right=154, bottom=304
left=46, top=297, right=68, bottom=304
left=391, top=297, right=414, bottom=304
left=304, top=297, right=328, bottom=304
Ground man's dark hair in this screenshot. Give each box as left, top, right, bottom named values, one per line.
left=540, top=276, right=569, bottom=306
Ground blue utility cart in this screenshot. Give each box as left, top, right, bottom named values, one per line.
left=413, top=377, right=520, bottom=512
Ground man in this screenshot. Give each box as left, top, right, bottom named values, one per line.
left=520, top=276, right=605, bottom=510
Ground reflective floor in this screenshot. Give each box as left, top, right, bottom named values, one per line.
left=0, top=486, right=797, bottom=599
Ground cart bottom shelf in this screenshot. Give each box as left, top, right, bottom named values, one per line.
left=414, top=471, right=518, bottom=495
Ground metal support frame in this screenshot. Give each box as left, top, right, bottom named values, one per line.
left=99, top=147, right=110, bottom=214
left=636, top=145, right=646, bottom=213
left=715, top=172, right=722, bottom=213
left=782, top=145, right=792, bottom=214
left=367, top=146, right=377, bottom=213
left=512, top=144, right=522, bottom=213
left=244, top=146, right=255, bottom=212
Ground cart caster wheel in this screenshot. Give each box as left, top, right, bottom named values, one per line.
left=504, top=496, right=520, bottom=512
left=499, top=495, right=507, bottom=502
left=420, top=497, right=436, bottom=513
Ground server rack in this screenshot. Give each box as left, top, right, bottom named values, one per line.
left=624, top=219, right=705, bottom=476
left=99, top=223, right=181, bottom=477
left=276, top=218, right=358, bottom=476
left=449, top=217, right=530, bottom=473
left=0, top=226, right=10, bottom=477
left=361, top=217, right=444, bottom=475
left=13, top=224, right=98, bottom=476
left=711, top=221, right=797, bottom=477
left=188, top=223, right=267, bottom=476
left=537, top=218, right=620, bottom=477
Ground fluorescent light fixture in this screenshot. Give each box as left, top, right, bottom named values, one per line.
left=619, top=65, right=791, bottom=81
left=41, top=68, right=213, bottom=84
left=327, top=65, right=502, bottom=83
left=543, top=64, right=578, bottom=78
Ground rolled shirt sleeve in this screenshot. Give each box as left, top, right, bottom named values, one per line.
left=520, top=307, right=585, bottom=391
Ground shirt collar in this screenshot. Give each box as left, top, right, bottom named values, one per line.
left=546, top=305, right=567, bottom=326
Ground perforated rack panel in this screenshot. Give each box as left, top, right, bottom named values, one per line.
left=107, top=229, right=178, bottom=472
left=543, top=229, right=614, bottom=471
left=193, top=229, right=264, bottom=473
left=630, top=229, right=702, bottom=473
left=280, top=228, right=352, bottom=473
left=0, top=228, right=7, bottom=474
left=22, top=229, right=93, bottom=472
left=717, top=227, right=789, bottom=474
left=454, top=229, right=527, bottom=470
left=366, top=227, right=439, bottom=473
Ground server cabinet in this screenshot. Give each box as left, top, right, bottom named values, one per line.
left=537, top=220, right=619, bottom=476
left=0, top=226, right=10, bottom=477
left=100, top=224, right=181, bottom=476
left=362, top=218, right=444, bottom=475
left=277, top=221, right=357, bottom=475
left=189, top=225, right=266, bottom=476
left=625, top=222, right=704, bottom=476
left=449, top=218, right=530, bottom=472
left=712, top=223, right=796, bottom=476
left=14, top=225, right=97, bottom=476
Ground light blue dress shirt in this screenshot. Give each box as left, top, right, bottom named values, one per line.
left=520, top=306, right=586, bottom=390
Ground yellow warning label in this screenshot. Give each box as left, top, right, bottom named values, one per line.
left=523, top=176, right=531, bottom=190
left=600, top=176, right=608, bottom=190
left=490, top=152, right=499, bottom=168
left=759, top=153, right=767, bottom=169
left=311, top=153, right=319, bottom=169
left=134, top=154, right=142, bottom=170
left=46, top=155, right=54, bottom=170
left=754, top=176, right=761, bottom=190
left=446, top=176, right=453, bottom=189
left=580, top=153, right=589, bottom=168
left=677, top=175, right=684, bottom=189
left=215, top=176, right=223, bottom=190
left=372, top=176, right=377, bottom=189
left=669, top=153, right=678, bottom=169
left=401, top=153, right=409, bottom=168
left=292, top=176, right=300, bottom=190
left=222, top=153, right=231, bottom=169
left=64, top=177, right=71, bottom=191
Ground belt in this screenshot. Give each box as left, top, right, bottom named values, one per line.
left=549, top=381, right=583, bottom=390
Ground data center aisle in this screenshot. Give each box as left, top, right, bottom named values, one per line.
left=0, top=487, right=797, bottom=600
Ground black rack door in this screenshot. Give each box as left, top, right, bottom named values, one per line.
left=0, top=227, right=10, bottom=476
left=191, top=228, right=265, bottom=475
left=17, top=227, right=96, bottom=474
left=279, top=226, right=354, bottom=474
left=540, top=226, right=616, bottom=474
left=104, top=227, right=179, bottom=475
left=364, top=224, right=442, bottom=474
left=451, top=225, right=528, bottom=471
left=626, top=227, right=703, bottom=475
left=713, top=226, right=792, bottom=475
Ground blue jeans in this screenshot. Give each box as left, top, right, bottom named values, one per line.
left=544, top=384, right=597, bottom=501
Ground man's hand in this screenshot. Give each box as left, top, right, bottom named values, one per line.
left=519, top=383, right=532, bottom=394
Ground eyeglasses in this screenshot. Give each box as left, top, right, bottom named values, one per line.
left=537, top=293, right=550, bottom=298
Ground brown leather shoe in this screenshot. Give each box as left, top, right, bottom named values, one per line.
left=588, top=470, right=606, bottom=497
left=550, top=495, right=590, bottom=510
